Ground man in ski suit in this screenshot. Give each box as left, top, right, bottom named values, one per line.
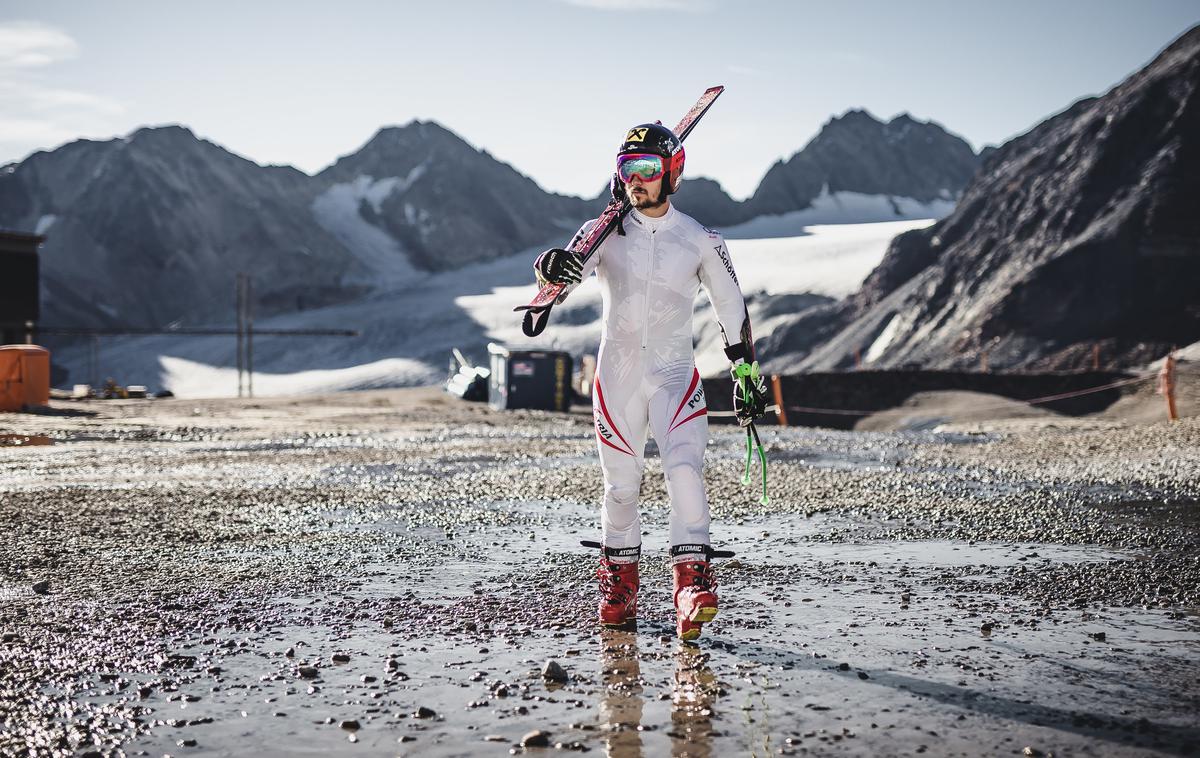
left=534, top=123, right=768, bottom=640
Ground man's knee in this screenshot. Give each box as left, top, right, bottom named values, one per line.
left=604, top=481, right=640, bottom=508
left=664, top=458, right=703, bottom=488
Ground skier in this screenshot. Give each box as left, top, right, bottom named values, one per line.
left=534, top=123, right=768, bottom=640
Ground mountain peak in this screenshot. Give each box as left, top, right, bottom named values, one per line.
left=827, top=108, right=883, bottom=128
left=748, top=107, right=980, bottom=214
left=369, top=119, right=464, bottom=146
left=127, top=124, right=199, bottom=144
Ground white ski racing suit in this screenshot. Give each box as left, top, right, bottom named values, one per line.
left=566, top=203, right=751, bottom=558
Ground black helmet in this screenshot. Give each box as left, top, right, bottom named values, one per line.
left=617, top=122, right=685, bottom=195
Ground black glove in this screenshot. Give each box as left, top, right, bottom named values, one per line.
left=610, top=172, right=627, bottom=205
left=726, top=341, right=768, bottom=427
left=534, top=248, right=583, bottom=286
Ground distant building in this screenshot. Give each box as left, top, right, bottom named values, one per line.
left=0, top=229, right=43, bottom=345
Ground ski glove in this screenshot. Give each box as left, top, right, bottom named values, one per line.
left=610, top=173, right=627, bottom=205
left=534, top=248, right=583, bottom=287
left=730, top=359, right=768, bottom=427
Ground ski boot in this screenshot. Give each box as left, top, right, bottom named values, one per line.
left=583, top=540, right=640, bottom=628
left=671, top=545, right=734, bottom=641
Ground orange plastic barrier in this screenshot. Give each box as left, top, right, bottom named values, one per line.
left=0, top=345, right=50, bottom=411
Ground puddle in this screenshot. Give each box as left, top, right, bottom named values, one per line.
left=107, top=541, right=1200, bottom=758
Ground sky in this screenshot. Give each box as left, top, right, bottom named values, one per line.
left=2, top=1, right=1198, bottom=200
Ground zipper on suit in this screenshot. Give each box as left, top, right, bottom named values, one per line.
left=642, top=229, right=656, bottom=349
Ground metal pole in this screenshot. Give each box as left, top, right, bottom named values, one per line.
left=90, top=335, right=98, bottom=389
left=246, top=277, right=254, bottom=399
left=235, top=274, right=245, bottom=398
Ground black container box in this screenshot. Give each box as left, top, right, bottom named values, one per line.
left=488, top=343, right=573, bottom=411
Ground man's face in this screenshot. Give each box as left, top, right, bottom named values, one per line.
left=625, top=174, right=665, bottom=209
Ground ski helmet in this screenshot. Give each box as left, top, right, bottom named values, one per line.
left=617, top=122, right=685, bottom=195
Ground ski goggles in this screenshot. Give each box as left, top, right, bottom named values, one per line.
left=616, top=153, right=665, bottom=183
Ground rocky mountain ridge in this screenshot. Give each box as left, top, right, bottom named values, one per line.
left=767, top=24, right=1200, bottom=372
left=0, top=109, right=978, bottom=330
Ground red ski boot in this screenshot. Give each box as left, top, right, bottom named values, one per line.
left=584, top=541, right=640, bottom=628
left=671, top=547, right=720, bottom=641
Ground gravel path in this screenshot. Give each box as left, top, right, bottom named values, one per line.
left=1, top=390, right=1197, bottom=757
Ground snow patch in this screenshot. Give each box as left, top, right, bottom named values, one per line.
left=724, top=187, right=954, bottom=238
left=159, top=355, right=432, bottom=398
left=312, top=175, right=423, bottom=287
left=865, top=313, right=902, bottom=364
left=51, top=221, right=937, bottom=397
left=725, top=219, right=938, bottom=299
left=35, top=214, right=57, bottom=234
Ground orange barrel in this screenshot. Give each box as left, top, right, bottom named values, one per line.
left=0, top=345, right=50, bottom=411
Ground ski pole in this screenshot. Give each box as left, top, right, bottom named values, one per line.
left=735, top=365, right=770, bottom=505
left=740, top=421, right=769, bottom=505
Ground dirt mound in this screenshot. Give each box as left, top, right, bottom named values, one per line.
left=854, top=390, right=1059, bottom=432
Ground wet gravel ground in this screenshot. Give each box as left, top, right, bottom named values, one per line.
left=1, top=389, right=1198, bottom=757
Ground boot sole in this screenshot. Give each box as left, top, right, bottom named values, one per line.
left=678, top=606, right=718, bottom=640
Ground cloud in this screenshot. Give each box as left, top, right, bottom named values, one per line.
left=0, top=20, right=79, bottom=68
left=0, top=80, right=124, bottom=115
left=561, top=0, right=712, bottom=10
left=0, top=22, right=126, bottom=164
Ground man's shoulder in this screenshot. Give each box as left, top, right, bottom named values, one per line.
left=570, top=217, right=602, bottom=245
left=672, top=208, right=724, bottom=240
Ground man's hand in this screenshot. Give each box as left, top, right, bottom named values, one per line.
left=730, top=360, right=768, bottom=427
left=534, top=248, right=583, bottom=287
left=610, top=172, right=627, bottom=206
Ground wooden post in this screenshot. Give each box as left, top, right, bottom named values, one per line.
left=980, top=350, right=989, bottom=373
left=1159, top=353, right=1178, bottom=422
left=1092, top=344, right=1100, bottom=370
left=770, top=374, right=788, bottom=427
left=854, top=348, right=861, bottom=370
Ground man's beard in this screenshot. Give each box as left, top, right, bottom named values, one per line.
left=631, top=186, right=666, bottom=209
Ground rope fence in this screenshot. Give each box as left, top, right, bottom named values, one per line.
left=707, top=365, right=1181, bottom=423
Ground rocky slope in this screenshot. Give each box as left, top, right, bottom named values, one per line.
left=0, top=127, right=366, bottom=328
left=775, top=24, right=1200, bottom=372
left=0, top=123, right=588, bottom=328
left=315, top=121, right=587, bottom=272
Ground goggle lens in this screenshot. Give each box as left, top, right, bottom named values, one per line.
left=617, top=154, right=664, bottom=183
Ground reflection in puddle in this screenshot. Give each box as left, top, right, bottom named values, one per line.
left=599, top=630, right=719, bottom=758
left=600, top=630, right=645, bottom=757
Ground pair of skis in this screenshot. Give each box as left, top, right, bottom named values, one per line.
left=514, top=85, right=725, bottom=338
